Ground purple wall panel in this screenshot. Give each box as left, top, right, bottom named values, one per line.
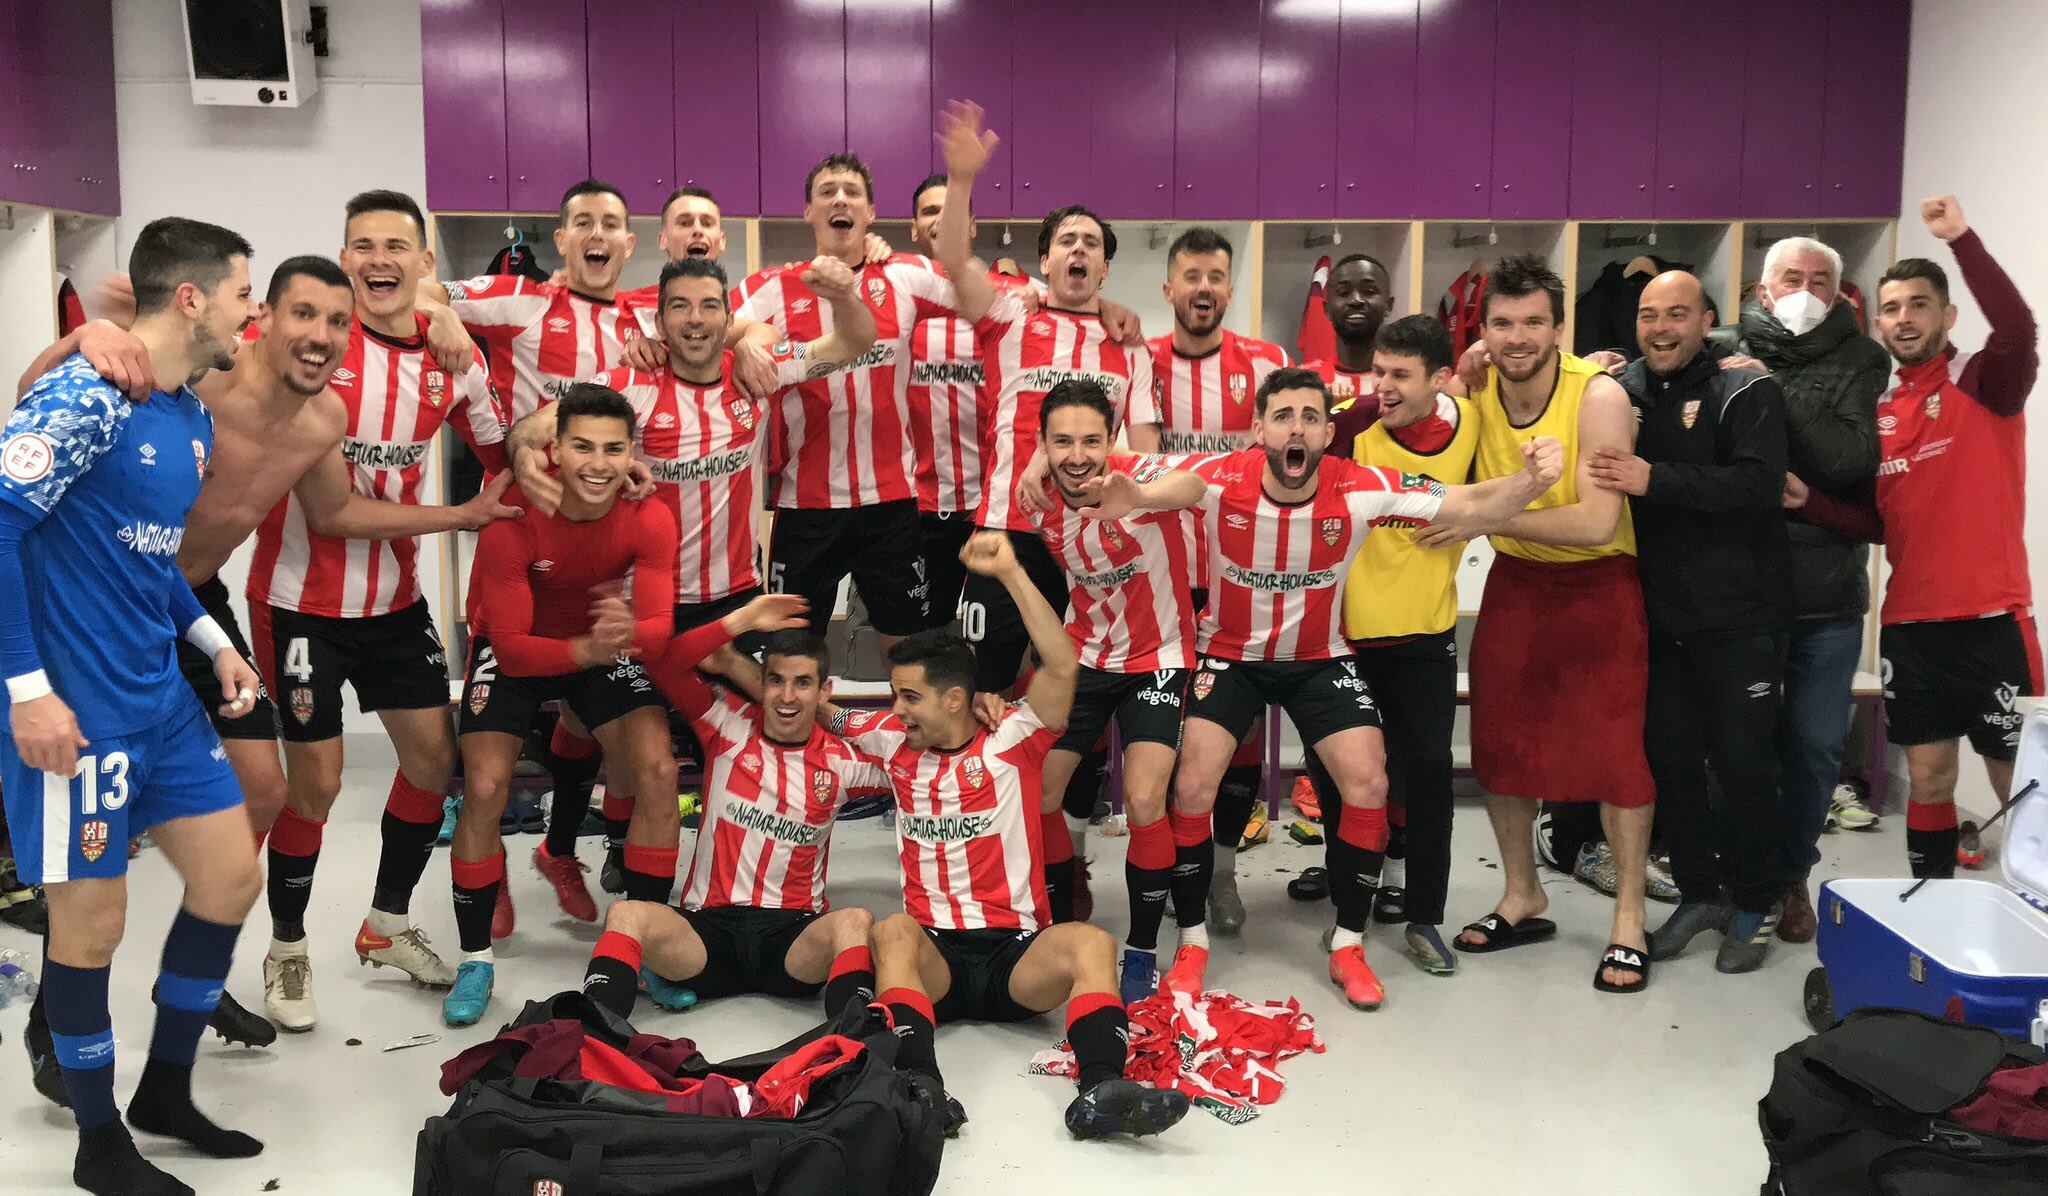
left=587, top=0, right=674, bottom=214
left=1566, top=0, right=1656, bottom=218
left=1737, top=0, right=1826, bottom=218
left=1175, top=0, right=1262, bottom=218
left=502, top=0, right=589, bottom=212
left=756, top=0, right=846, bottom=217
left=1009, top=0, right=1095, bottom=222
left=1093, top=5, right=1175, bottom=219
left=674, top=2, right=760, bottom=216
left=846, top=0, right=931, bottom=218
left=1821, top=0, right=1911, bottom=218
left=1489, top=0, right=1574, bottom=218
left=422, top=0, right=508, bottom=212
left=931, top=0, right=1011, bottom=218
left=1335, top=0, right=1419, bottom=217
left=1409, top=0, right=1493, bottom=218
left=1258, top=0, right=1341, bottom=219
left=1652, top=6, right=1748, bottom=218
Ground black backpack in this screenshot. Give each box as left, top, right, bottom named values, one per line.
left=414, top=993, right=947, bottom=1196
left=1759, top=1007, right=2048, bottom=1195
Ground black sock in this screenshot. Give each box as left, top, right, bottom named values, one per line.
left=880, top=989, right=942, bottom=1085
left=623, top=869, right=671, bottom=904
left=605, top=818, right=630, bottom=857
left=1325, top=837, right=1383, bottom=933
left=1125, top=858, right=1171, bottom=951
left=1907, top=827, right=1959, bottom=880
left=265, top=848, right=317, bottom=944
left=451, top=868, right=501, bottom=955
left=1214, top=765, right=1262, bottom=844
left=545, top=756, right=601, bottom=859
left=581, top=954, right=639, bottom=1020
left=1043, top=857, right=1076, bottom=924
left=1063, top=747, right=1109, bottom=819
left=371, top=810, right=440, bottom=916
left=126, top=1057, right=262, bottom=1159
left=1067, top=1000, right=1129, bottom=1092
left=1386, top=820, right=1407, bottom=862
left=1170, top=838, right=1214, bottom=929
left=75, top=1122, right=192, bottom=1196
left=823, top=969, right=876, bottom=1019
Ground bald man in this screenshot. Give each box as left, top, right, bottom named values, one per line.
left=1592, top=271, right=1795, bottom=975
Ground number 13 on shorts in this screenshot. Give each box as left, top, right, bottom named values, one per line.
left=35, top=751, right=133, bottom=882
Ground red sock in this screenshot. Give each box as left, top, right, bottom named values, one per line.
left=622, top=844, right=679, bottom=880
left=1066, top=990, right=1122, bottom=1027
left=1906, top=801, right=1958, bottom=832
left=268, top=806, right=325, bottom=857
left=1229, top=733, right=1263, bottom=769
left=1169, top=809, right=1213, bottom=849
left=1388, top=798, right=1407, bottom=829
left=1127, top=816, right=1175, bottom=871
left=1337, top=803, right=1389, bottom=852
left=551, top=723, right=600, bottom=760
left=828, top=946, right=873, bottom=981
left=592, top=929, right=643, bottom=971
left=878, top=986, right=935, bottom=1025
left=1040, top=808, right=1074, bottom=866
left=450, top=850, right=506, bottom=889
left=601, top=793, right=635, bottom=822
left=385, top=773, right=445, bottom=824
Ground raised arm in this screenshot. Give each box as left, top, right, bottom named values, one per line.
left=934, top=99, right=999, bottom=324
left=962, top=531, right=1075, bottom=733
left=1931, top=201, right=2039, bottom=414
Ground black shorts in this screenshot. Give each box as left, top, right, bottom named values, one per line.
left=925, top=926, right=1043, bottom=1024
left=178, top=577, right=280, bottom=741
left=1881, top=613, right=2043, bottom=761
left=918, top=510, right=975, bottom=630
left=251, top=600, right=451, bottom=743
left=674, top=587, right=766, bottom=658
left=768, top=500, right=928, bottom=637
left=458, top=636, right=664, bottom=738
left=669, top=906, right=822, bottom=1000
left=960, top=530, right=1069, bottom=692
left=1187, top=656, right=1381, bottom=748
left=1055, top=666, right=1190, bottom=754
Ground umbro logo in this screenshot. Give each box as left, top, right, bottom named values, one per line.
left=533, top=560, right=554, bottom=572
left=1030, top=320, right=1053, bottom=336
left=331, top=367, right=356, bottom=383
left=1747, top=682, right=1774, bottom=698
left=138, top=443, right=157, bottom=467
left=547, top=316, right=573, bottom=334
left=652, top=412, right=675, bottom=428
left=790, top=298, right=815, bottom=314
left=1225, top=513, right=1250, bottom=530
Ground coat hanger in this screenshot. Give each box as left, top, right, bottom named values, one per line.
left=1624, top=254, right=1658, bottom=279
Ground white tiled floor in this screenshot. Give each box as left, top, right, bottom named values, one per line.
left=0, top=765, right=1920, bottom=1194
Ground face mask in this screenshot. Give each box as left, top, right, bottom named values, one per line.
left=1770, top=289, right=1829, bottom=337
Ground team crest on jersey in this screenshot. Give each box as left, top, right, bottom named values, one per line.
left=192, top=439, right=208, bottom=479
left=864, top=277, right=888, bottom=308
left=1229, top=373, right=1249, bottom=405
left=811, top=769, right=834, bottom=806
left=1319, top=516, right=1344, bottom=547
left=422, top=370, right=447, bottom=407
left=1101, top=523, right=1124, bottom=551
left=1, top=432, right=54, bottom=484
left=291, top=686, right=316, bottom=725
left=1193, top=670, right=1216, bottom=701
left=467, top=684, right=490, bottom=717
left=726, top=393, right=758, bottom=432
left=79, top=819, right=109, bottom=863
left=534, top=1182, right=565, bottom=1196
left=959, top=757, right=986, bottom=791
left=1925, top=392, right=1942, bottom=420
left=739, top=753, right=763, bottom=776
left=1681, top=399, right=1701, bottom=429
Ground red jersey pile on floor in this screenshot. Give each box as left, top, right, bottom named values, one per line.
left=1029, top=990, right=1325, bottom=1124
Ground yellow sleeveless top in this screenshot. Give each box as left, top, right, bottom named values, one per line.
left=1343, top=394, right=1481, bottom=639
left=1472, top=352, right=1635, bottom=563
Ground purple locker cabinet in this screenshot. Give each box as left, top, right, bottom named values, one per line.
left=1737, top=0, right=1826, bottom=219
left=1257, top=0, right=1341, bottom=220
left=1174, top=0, right=1261, bottom=219
left=757, top=0, right=848, bottom=218
left=1410, top=0, right=1496, bottom=219
left=846, top=0, right=932, bottom=219
left=674, top=2, right=761, bottom=216
left=1008, top=0, right=1095, bottom=225
left=422, top=0, right=509, bottom=212
left=587, top=0, right=674, bottom=215
left=1093, top=4, right=1175, bottom=219
left=1488, top=0, right=1574, bottom=219
left=1566, top=0, right=1657, bottom=219
left=1335, top=0, right=1421, bottom=218
left=931, top=0, right=1012, bottom=219
left=1820, top=0, right=1910, bottom=218
left=503, top=0, right=590, bottom=213
left=1651, top=5, right=1747, bottom=219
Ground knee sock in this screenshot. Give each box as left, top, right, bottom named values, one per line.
left=622, top=844, right=678, bottom=904
left=1168, top=810, right=1214, bottom=945
left=372, top=774, right=445, bottom=917
left=1124, top=816, right=1174, bottom=952
left=451, top=851, right=505, bottom=955
left=1382, top=812, right=1408, bottom=889
left=582, top=930, right=642, bottom=1020
left=1327, top=805, right=1388, bottom=934
left=602, top=792, right=634, bottom=857
left=1063, top=745, right=1109, bottom=821
left=545, top=726, right=603, bottom=859
left=1041, top=807, right=1076, bottom=923
left=879, top=987, right=942, bottom=1084
left=1214, top=760, right=1263, bottom=845
left=1066, top=992, right=1129, bottom=1093
left=129, top=910, right=260, bottom=1159
left=265, top=807, right=324, bottom=942
left=43, top=959, right=118, bottom=1130
left=1906, top=801, right=1959, bottom=880
left=823, top=946, right=876, bottom=1017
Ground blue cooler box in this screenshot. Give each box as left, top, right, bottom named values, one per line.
left=1807, top=703, right=2048, bottom=1046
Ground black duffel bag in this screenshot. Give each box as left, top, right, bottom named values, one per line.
left=415, top=993, right=946, bottom=1196
left=1759, top=1007, right=2048, bottom=1195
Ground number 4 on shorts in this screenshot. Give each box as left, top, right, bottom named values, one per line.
left=284, top=636, right=313, bottom=682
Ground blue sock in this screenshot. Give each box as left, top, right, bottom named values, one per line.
left=150, top=909, right=242, bottom=1070
left=43, top=960, right=119, bottom=1130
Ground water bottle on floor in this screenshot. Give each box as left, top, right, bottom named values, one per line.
left=0, top=947, right=38, bottom=1009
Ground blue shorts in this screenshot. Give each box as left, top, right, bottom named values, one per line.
left=2, top=696, right=242, bottom=884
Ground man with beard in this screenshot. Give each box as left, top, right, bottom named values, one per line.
left=1303, top=253, right=1398, bottom=455
left=1798, top=196, right=2040, bottom=882
left=1430, top=254, right=1657, bottom=995
left=1090, top=368, right=1562, bottom=1009
left=1709, top=236, right=1885, bottom=941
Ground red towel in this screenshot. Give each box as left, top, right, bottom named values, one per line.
left=1296, top=256, right=1336, bottom=365
left=1950, top=1060, right=2048, bottom=1141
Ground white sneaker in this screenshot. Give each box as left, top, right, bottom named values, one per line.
left=1826, top=784, right=1879, bottom=832
left=264, top=947, right=317, bottom=1032
left=355, top=918, right=458, bottom=987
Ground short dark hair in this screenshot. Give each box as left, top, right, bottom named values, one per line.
left=1255, top=366, right=1331, bottom=417
left=1374, top=315, right=1454, bottom=375
left=1037, top=204, right=1117, bottom=261
left=265, top=255, right=350, bottom=306
left=343, top=189, right=427, bottom=240
left=910, top=172, right=951, bottom=215
left=661, top=185, right=718, bottom=220
left=658, top=255, right=731, bottom=303
left=560, top=178, right=628, bottom=223
left=1482, top=253, right=1566, bottom=325
left=1331, top=251, right=1388, bottom=279
left=1039, top=378, right=1117, bottom=437
left=555, top=382, right=636, bottom=439
left=761, top=629, right=831, bottom=680
left=1167, top=226, right=1233, bottom=268
left=129, top=217, right=254, bottom=317
left=888, top=628, right=979, bottom=697
left=805, top=153, right=874, bottom=204
left=1880, top=257, right=1951, bottom=305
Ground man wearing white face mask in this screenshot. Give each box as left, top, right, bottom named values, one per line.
left=1708, top=237, right=1886, bottom=943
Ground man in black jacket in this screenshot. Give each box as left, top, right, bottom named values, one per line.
left=1710, top=237, right=1885, bottom=943
left=1589, top=270, right=1795, bottom=975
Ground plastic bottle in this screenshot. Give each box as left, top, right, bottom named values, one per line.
left=0, top=947, right=38, bottom=1009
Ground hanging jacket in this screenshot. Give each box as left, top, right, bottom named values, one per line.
left=1435, top=267, right=1486, bottom=360
left=1707, top=298, right=1885, bottom=621
left=1575, top=256, right=1716, bottom=359
left=1616, top=351, right=1794, bottom=639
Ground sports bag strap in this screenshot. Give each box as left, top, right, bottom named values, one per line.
left=569, top=1143, right=602, bottom=1195
left=751, top=1138, right=780, bottom=1194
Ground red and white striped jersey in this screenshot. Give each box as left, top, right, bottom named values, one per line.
left=671, top=676, right=888, bottom=912
left=247, top=316, right=510, bottom=618
left=1180, top=450, right=1444, bottom=661
left=1034, top=461, right=1202, bottom=672
left=975, top=292, right=1154, bottom=532
left=588, top=345, right=810, bottom=605
left=732, top=254, right=957, bottom=509
left=906, top=272, right=1035, bottom=515
left=1135, top=330, right=1292, bottom=454
left=837, top=703, right=1056, bottom=932
left=442, top=275, right=655, bottom=422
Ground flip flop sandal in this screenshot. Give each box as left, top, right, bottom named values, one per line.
left=1452, top=913, right=1558, bottom=954
left=1593, top=943, right=1650, bottom=994
left=1372, top=886, right=1408, bottom=925
left=1286, top=867, right=1330, bottom=902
